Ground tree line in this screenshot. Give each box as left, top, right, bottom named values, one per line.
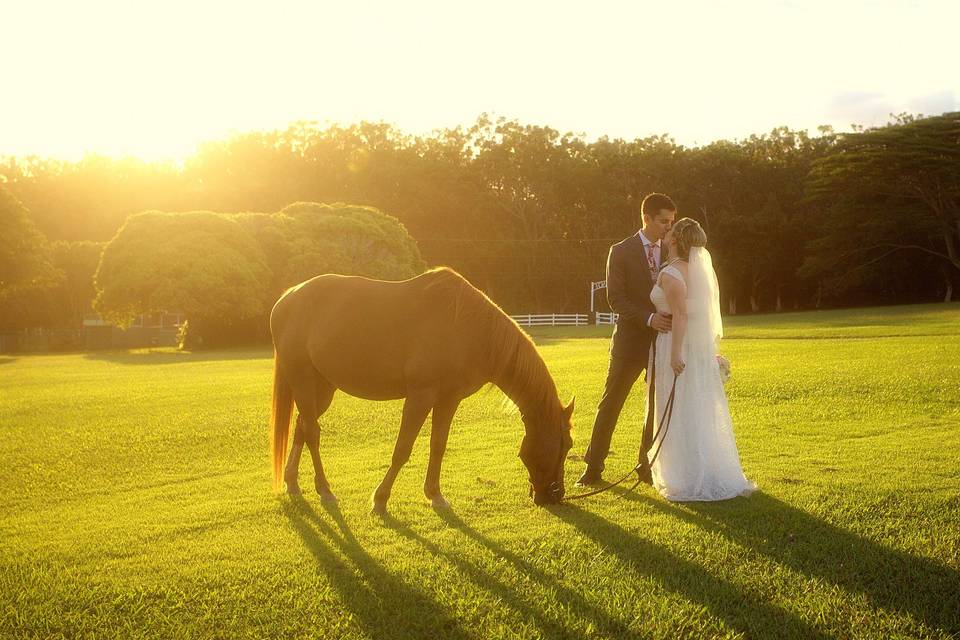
left=2, top=111, right=958, bottom=340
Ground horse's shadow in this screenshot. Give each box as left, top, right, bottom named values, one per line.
left=283, top=498, right=629, bottom=639
left=281, top=497, right=470, bottom=639
left=383, top=508, right=633, bottom=638
left=609, top=487, right=960, bottom=636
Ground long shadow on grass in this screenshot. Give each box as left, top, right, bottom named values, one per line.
left=282, top=496, right=469, bottom=639
left=383, top=510, right=632, bottom=638
left=551, top=503, right=832, bottom=639
left=613, top=489, right=960, bottom=636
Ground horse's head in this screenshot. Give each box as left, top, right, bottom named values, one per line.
left=519, top=396, right=575, bottom=506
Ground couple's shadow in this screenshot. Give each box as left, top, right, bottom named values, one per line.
left=548, top=498, right=832, bottom=639
left=604, top=486, right=960, bottom=636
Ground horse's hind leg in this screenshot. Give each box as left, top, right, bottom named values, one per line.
left=284, top=370, right=336, bottom=500
left=424, top=396, right=460, bottom=509
left=372, top=390, right=435, bottom=514
left=304, top=380, right=337, bottom=502
left=283, top=416, right=307, bottom=495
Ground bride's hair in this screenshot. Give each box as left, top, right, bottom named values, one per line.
left=671, top=218, right=707, bottom=259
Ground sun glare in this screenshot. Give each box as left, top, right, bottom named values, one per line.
left=2, top=0, right=958, bottom=161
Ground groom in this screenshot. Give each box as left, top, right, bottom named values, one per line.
left=577, top=193, right=676, bottom=486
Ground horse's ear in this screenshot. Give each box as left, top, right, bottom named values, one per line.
left=563, top=396, right=576, bottom=420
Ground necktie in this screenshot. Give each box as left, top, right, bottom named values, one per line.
left=646, top=243, right=658, bottom=280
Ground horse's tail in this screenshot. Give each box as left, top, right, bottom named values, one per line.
left=270, top=352, right=295, bottom=491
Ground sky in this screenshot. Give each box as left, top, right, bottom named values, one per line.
left=2, top=0, right=958, bottom=161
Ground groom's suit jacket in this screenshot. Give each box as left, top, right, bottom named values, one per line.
left=606, top=233, right=661, bottom=362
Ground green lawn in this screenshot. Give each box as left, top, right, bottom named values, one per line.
left=2, top=303, right=959, bottom=639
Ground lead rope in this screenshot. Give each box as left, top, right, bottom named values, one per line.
left=563, top=374, right=677, bottom=501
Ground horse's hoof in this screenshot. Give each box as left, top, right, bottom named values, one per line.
left=370, top=501, right=388, bottom=516
left=286, top=483, right=302, bottom=496
left=430, top=495, right=451, bottom=510
left=319, top=489, right=339, bottom=504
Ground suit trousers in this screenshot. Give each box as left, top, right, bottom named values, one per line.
left=583, top=348, right=656, bottom=473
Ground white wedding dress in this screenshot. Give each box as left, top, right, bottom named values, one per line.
left=648, top=247, right=756, bottom=502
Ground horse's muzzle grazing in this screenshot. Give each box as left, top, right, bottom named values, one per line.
left=531, top=480, right=565, bottom=505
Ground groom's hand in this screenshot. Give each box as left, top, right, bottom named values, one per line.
left=651, top=313, right=672, bottom=333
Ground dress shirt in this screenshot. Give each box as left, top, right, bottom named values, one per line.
left=638, top=231, right=661, bottom=327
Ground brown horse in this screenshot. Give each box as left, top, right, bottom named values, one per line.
left=269, top=267, right=574, bottom=512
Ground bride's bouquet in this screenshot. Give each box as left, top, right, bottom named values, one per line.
left=716, top=354, right=732, bottom=383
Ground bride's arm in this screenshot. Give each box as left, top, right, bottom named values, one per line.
left=663, top=273, right=688, bottom=375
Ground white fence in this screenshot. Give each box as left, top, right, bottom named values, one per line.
left=595, top=312, right=619, bottom=325
left=510, top=313, right=588, bottom=327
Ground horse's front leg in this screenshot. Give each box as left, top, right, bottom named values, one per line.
left=424, top=397, right=460, bottom=509
left=371, top=391, right=435, bottom=514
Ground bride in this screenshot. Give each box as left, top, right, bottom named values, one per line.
left=648, top=218, right=756, bottom=501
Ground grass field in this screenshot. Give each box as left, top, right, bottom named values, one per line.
left=2, top=303, right=959, bottom=639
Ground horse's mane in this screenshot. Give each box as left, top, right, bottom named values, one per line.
left=421, top=267, right=560, bottom=421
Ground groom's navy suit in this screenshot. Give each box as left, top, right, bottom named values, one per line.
left=583, top=232, right=661, bottom=475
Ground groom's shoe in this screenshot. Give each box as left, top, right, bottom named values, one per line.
left=575, top=466, right=603, bottom=487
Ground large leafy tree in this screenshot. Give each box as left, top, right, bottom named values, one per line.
left=680, top=128, right=836, bottom=313
left=95, top=203, right=425, bottom=348
left=0, top=186, right=62, bottom=330
left=804, top=112, right=960, bottom=302
left=682, top=140, right=763, bottom=313
left=461, top=116, right=609, bottom=310
left=236, top=201, right=426, bottom=299
left=94, top=211, right=273, bottom=347
left=0, top=186, right=58, bottom=296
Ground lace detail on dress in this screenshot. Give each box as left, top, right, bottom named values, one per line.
left=650, top=263, right=685, bottom=315
left=658, top=263, right=685, bottom=284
